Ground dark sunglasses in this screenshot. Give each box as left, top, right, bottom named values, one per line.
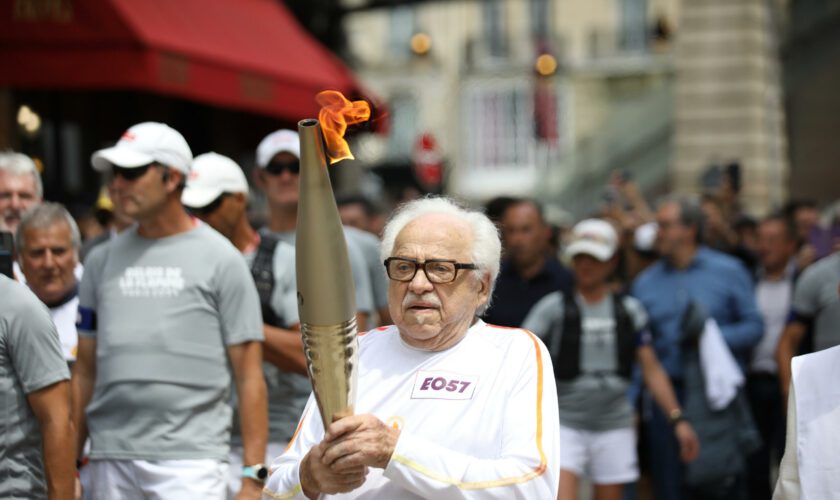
left=187, top=193, right=229, bottom=216
left=110, top=163, right=155, bottom=181
left=264, top=159, right=300, bottom=176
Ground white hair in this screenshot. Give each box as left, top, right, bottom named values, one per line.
left=16, top=202, right=81, bottom=254
left=380, top=196, right=502, bottom=314
left=0, top=151, right=43, bottom=198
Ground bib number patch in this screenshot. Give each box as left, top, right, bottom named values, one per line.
left=411, top=370, right=478, bottom=400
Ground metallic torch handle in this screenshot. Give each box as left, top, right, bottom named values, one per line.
left=296, top=119, right=359, bottom=427
left=301, top=318, right=358, bottom=423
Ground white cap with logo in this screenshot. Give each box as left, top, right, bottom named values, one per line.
left=91, top=122, right=193, bottom=175
left=256, top=129, right=300, bottom=168
left=566, top=219, right=618, bottom=262
left=182, top=152, right=249, bottom=208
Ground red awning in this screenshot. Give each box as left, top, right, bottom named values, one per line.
left=0, top=0, right=362, bottom=121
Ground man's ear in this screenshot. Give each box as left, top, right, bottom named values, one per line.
left=164, top=169, right=184, bottom=193
left=476, top=271, right=492, bottom=304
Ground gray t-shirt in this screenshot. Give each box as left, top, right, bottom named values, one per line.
left=792, top=252, right=840, bottom=351
left=0, top=276, right=70, bottom=497
left=523, top=292, right=649, bottom=431
left=77, top=224, right=263, bottom=460
left=265, top=228, right=374, bottom=315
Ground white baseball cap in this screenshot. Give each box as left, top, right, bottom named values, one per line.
left=91, top=122, right=193, bottom=175
left=182, top=152, right=249, bottom=208
left=566, top=219, right=618, bottom=262
left=256, top=129, right=299, bottom=168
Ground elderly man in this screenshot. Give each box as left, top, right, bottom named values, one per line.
left=1, top=274, right=75, bottom=499
left=263, top=197, right=560, bottom=499
left=16, top=202, right=82, bottom=365
left=73, top=122, right=268, bottom=499
left=0, top=151, right=42, bottom=233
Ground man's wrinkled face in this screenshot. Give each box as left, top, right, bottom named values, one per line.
left=0, top=171, right=40, bottom=232
left=19, top=222, right=78, bottom=304
left=388, top=214, right=489, bottom=345
left=501, top=202, right=548, bottom=268
left=258, top=152, right=300, bottom=208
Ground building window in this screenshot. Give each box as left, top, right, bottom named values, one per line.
left=463, top=80, right=566, bottom=172
left=389, top=6, right=416, bottom=58
left=619, top=0, right=648, bottom=52
left=529, top=0, right=551, bottom=49
left=482, top=0, right=507, bottom=58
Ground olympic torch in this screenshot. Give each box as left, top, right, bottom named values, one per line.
left=296, top=91, right=370, bottom=428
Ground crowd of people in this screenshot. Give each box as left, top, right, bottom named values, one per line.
left=1, top=120, right=838, bottom=500
left=479, top=170, right=839, bottom=500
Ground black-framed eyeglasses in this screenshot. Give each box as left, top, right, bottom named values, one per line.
left=384, top=257, right=478, bottom=284
left=110, top=163, right=155, bottom=182
left=187, top=193, right=229, bottom=216
left=264, top=159, right=300, bottom=176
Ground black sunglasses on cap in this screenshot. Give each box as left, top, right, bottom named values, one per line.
left=187, top=193, right=229, bottom=217
left=264, top=159, right=300, bottom=176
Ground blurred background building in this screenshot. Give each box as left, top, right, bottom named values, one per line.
left=337, top=0, right=836, bottom=218
left=343, top=0, right=679, bottom=219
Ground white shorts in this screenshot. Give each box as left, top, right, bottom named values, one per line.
left=227, top=442, right=288, bottom=499
left=80, top=458, right=228, bottom=500
left=559, top=424, right=639, bottom=485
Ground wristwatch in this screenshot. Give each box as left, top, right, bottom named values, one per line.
left=242, top=463, right=269, bottom=483
left=668, top=408, right=687, bottom=426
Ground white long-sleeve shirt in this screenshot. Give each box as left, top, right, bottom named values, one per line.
left=263, top=320, right=560, bottom=499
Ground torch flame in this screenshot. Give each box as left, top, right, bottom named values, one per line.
left=317, top=90, right=371, bottom=164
